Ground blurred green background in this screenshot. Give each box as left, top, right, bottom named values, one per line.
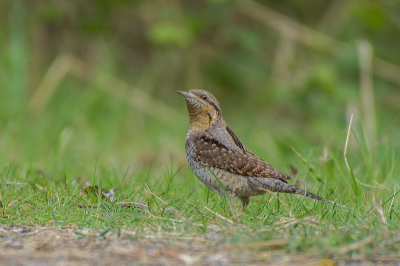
left=1, top=0, right=400, bottom=183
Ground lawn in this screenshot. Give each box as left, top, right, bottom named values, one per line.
left=1, top=66, right=399, bottom=264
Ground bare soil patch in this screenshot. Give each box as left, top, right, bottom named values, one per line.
left=0, top=226, right=397, bottom=265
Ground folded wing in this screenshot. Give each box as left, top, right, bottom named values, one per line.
left=190, top=131, right=292, bottom=180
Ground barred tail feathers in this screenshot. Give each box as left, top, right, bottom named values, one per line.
left=256, top=178, right=332, bottom=204
left=300, top=188, right=333, bottom=204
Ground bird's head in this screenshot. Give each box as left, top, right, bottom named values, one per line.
left=178, top=90, right=223, bottom=130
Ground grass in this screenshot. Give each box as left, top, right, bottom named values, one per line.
left=1, top=70, right=400, bottom=263
left=0, top=116, right=399, bottom=263
left=1, top=65, right=399, bottom=263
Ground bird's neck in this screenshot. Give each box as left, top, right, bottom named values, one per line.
left=188, top=116, right=224, bottom=132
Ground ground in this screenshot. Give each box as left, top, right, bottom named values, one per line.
left=0, top=223, right=398, bottom=265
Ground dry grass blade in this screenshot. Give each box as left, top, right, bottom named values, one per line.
left=144, top=182, right=181, bottom=215
left=372, top=181, right=390, bottom=191
left=373, top=195, right=388, bottom=227
left=224, top=240, right=289, bottom=250
left=358, top=40, right=376, bottom=147
left=3, top=182, right=27, bottom=186
left=339, top=236, right=373, bottom=253
left=344, top=112, right=380, bottom=191
left=272, top=32, right=296, bottom=85
left=263, top=216, right=322, bottom=231
left=34, top=184, right=44, bottom=191
left=3, top=182, right=44, bottom=191
left=204, top=206, right=234, bottom=224
left=388, top=185, right=397, bottom=216
left=257, top=187, right=294, bottom=218
left=344, top=112, right=354, bottom=174
left=28, top=54, right=73, bottom=114
left=8, top=200, right=18, bottom=207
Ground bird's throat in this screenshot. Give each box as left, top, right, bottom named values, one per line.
left=187, top=106, right=212, bottom=131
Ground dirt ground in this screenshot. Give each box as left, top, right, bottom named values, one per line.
left=0, top=225, right=397, bottom=266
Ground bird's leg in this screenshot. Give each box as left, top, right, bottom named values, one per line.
left=238, top=196, right=250, bottom=212
left=231, top=186, right=250, bottom=212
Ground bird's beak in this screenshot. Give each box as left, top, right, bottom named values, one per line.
left=177, top=91, right=194, bottom=99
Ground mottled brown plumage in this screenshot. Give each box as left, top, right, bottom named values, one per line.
left=179, top=89, right=332, bottom=211
left=190, top=131, right=291, bottom=180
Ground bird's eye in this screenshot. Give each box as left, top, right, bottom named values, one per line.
left=202, top=96, right=207, bottom=100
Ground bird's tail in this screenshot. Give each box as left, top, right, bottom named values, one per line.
left=297, top=187, right=333, bottom=204
left=256, top=178, right=333, bottom=204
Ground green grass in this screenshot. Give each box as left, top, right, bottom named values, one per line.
left=1, top=65, right=399, bottom=260
left=1, top=119, right=399, bottom=258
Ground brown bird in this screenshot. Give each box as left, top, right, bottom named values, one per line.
left=178, top=90, right=332, bottom=212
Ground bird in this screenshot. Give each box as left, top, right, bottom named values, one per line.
left=178, top=89, right=332, bottom=212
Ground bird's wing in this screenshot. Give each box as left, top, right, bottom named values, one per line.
left=188, top=131, right=292, bottom=180
left=207, top=121, right=248, bottom=152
